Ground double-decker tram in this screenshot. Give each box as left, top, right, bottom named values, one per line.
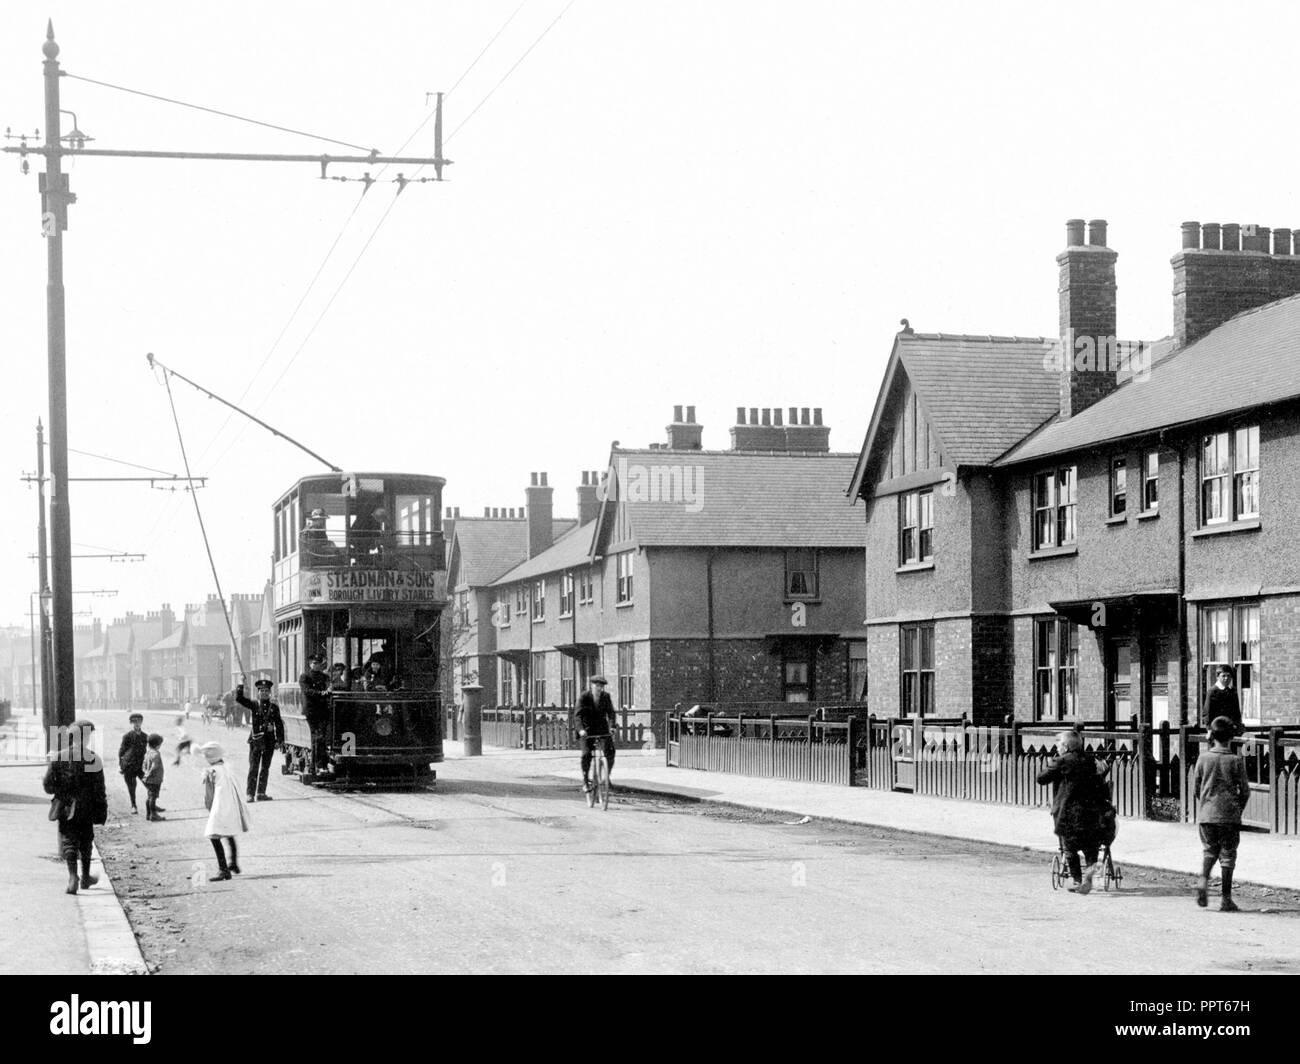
left=271, top=472, right=448, bottom=787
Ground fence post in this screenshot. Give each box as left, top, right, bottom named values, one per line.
left=846, top=714, right=856, bottom=788
left=1177, top=724, right=1189, bottom=822
left=1157, top=720, right=1170, bottom=798
left=1270, top=727, right=1282, bottom=834
left=769, top=713, right=776, bottom=778
left=1010, top=719, right=1021, bottom=806
left=808, top=715, right=815, bottom=781
left=1138, top=724, right=1151, bottom=818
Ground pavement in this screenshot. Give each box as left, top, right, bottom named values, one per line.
left=0, top=706, right=149, bottom=975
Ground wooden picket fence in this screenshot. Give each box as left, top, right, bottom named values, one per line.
left=666, top=714, right=854, bottom=786
left=1177, top=727, right=1300, bottom=834
left=480, top=706, right=669, bottom=751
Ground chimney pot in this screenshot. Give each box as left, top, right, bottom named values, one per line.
left=1221, top=223, right=1240, bottom=251
left=761, top=408, right=771, bottom=426
left=686, top=405, right=696, bottom=423
left=1065, top=219, right=1086, bottom=247
left=749, top=407, right=759, bottom=426
left=581, top=471, right=589, bottom=486
left=1274, top=228, right=1292, bottom=255
left=484, top=507, right=490, bottom=517
left=541, top=472, right=548, bottom=486
left=736, top=407, right=746, bottom=425
left=1202, top=222, right=1221, bottom=250
left=530, top=472, right=538, bottom=487
left=1181, top=221, right=1200, bottom=250
left=673, top=404, right=683, bottom=423
left=813, top=408, right=823, bottom=426
left=789, top=406, right=798, bottom=425
left=455, top=506, right=460, bottom=517
left=1087, top=219, right=1108, bottom=247
left=801, top=407, right=811, bottom=425
left=773, top=408, right=783, bottom=426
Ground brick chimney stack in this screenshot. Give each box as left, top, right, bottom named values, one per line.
left=730, top=406, right=830, bottom=452
left=1172, top=219, right=1300, bottom=349
left=665, top=405, right=703, bottom=450
left=576, top=470, right=601, bottom=526
left=525, top=472, right=554, bottom=558
left=1058, top=218, right=1120, bottom=418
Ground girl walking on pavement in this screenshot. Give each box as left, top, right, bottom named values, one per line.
left=43, top=719, right=109, bottom=894
left=198, top=742, right=250, bottom=881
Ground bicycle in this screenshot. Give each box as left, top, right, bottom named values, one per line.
left=581, top=733, right=612, bottom=811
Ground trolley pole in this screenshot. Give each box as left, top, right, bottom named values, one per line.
left=42, top=24, right=77, bottom=729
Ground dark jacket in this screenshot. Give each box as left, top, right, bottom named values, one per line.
left=1192, top=746, right=1252, bottom=825
left=299, top=670, right=331, bottom=726
left=44, top=754, right=108, bottom=830
left=575, top=690, right=616, bottom=736
left=236, top=688, right=285, bottom=745
left=118, top=729, right=148, bottom=775
left=1036, top=749, right=1109, bottom=842
left=1204, top=685, right=1242, bottom=728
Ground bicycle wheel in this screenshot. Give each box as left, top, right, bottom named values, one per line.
left=1050, top=853, right=1063, bottom=891
left=585, top=757, right=597, bottom=808
left=598, top=749, right=611, bottom=811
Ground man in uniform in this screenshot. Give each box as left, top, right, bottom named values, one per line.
left=299, top=652, right=331, bottom=774
left=575, top=676, right=617, bottom=793
left=236, top=678, right=285, bottom=801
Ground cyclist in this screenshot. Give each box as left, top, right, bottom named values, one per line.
left=576, top=675, right=616, bottom=793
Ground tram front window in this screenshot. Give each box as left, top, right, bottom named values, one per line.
left=395, top=494, right=436, bottom=547
left=299, top=491, right=348, bottom=565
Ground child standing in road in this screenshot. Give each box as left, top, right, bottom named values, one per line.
left=173, top=715, right=192, bottom=765
left=142, top=733, right=165, bottom=821
left=199, top=742, right=250, bottom=881
left=1193, top=716, right=1252, bottom=912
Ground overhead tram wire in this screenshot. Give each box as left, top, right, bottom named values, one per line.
left=67, top=446, right=180, bottom=478
left=205, top=2, right=582, bottom=463
left=192, top=0, right=530, bottom=469
left=64, top=73, right=376, bottom=152
left=193, top=3, right=552, bottom=472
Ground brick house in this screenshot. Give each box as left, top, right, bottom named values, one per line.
left=128, top=607, right=177, bottom=706
left=491, top=406, right=867, bottom=711
left=229, top=584, right=274, bottom=684
left=850, top=217, right=1300, bottom=727
left=442, top=489, right=582, bottom=715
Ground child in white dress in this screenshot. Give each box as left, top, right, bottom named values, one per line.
left=198, top=742, right=250, bottom=881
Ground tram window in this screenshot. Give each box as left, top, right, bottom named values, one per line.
left=301, top=492, right=349, bottom=549
left=396, top=494, right=435, bottom=546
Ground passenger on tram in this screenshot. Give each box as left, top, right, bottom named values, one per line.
left=301, top=509, right=333, bottom=564
left=359, top=652, right=396, bottom=692
left=329, top=662, right=351, bottom=691
left=348, top=504, right=391, bottom=560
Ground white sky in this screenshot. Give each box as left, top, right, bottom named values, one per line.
left=3, top=0, right=1300, bottom=631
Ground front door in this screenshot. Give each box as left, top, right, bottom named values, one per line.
left=1105, top=637, right=1135, bottom=727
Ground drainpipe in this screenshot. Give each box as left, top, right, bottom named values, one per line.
left=1173, top=433, right=1189, bottom=726
left=706, top=549, right=717, bottom=702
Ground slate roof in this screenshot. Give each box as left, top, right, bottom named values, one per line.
left=147, top=626, right=185, bottom=652
left=848, top=332, right=1063, bottom=497
left=129, top=619, right=178, bottom=658
left=997, top=293, right=1300, bottom=465
left=492, top=521, right=598, bottom=586
left=451, top=518, right=578, bottom=588
left=597, top=449, right=864, bottom=549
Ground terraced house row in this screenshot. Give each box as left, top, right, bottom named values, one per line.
left=444, top=408, right=867, bottom=717
left=850, top=218, right=1300, bottom=728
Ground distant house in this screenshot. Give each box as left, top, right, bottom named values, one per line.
left=490, top=406, right=867, bottom=712
left=850, top=217, right=1300, bottom=727
left=441, top=492, right=581, bottom=717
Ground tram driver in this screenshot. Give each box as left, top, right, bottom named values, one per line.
left=299, top=651, right=331, bottom=774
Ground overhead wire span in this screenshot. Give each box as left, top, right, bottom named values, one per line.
left=159, top=367, right=245, bottom=681
left=68, top=446, right=178, bottom=477
left=65, top=73, right=377, bottom=152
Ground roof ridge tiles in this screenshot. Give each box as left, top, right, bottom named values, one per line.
left=905, top=332, right=1051, bottom=344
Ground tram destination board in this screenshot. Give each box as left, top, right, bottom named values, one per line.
left=302, top=568, right=448, bottom=604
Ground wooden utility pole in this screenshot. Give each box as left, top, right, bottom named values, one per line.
left=5, top=23, right=450, bottom=725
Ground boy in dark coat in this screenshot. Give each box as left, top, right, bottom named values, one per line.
left=1202, top=667, right=1242, bottom=733
left=1036, top=731, right=1109, bottom=894
left=118, top=711, right=149, bottom=814
left=142, top=733, right=166, bottom=821
left=1193, top=716, right=1252, bottom=912
left=44, top=719, right=109, bottom=894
